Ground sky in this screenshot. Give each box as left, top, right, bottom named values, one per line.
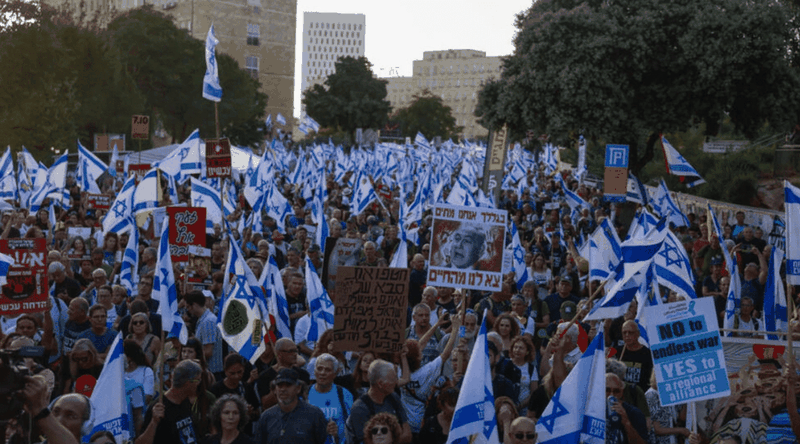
left=292, top=0, right=533, bottom=116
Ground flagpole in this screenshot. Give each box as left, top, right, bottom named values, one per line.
left=787, top=279, right=795, bottom=365
left=214, top=102, right=221, bottom=141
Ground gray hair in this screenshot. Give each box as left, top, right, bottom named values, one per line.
left=605, top=358, right=628, bottom=380
left=555, top=323, right=579, bottom=343
left=422, top=287, right=438, bottom=298
left=412, top=303, right=431, bottom=315
left=367, top=359, right=396, bottom=386
left=315, top=353, right=339, bottom=373
left=48, top=261, right=66, bottom=274
left=172, top=360, right=202, bottom=388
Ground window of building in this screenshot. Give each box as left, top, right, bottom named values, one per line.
left=245, top=56, right=259, bottom=79
left=247, top=24, right=259, bottom=46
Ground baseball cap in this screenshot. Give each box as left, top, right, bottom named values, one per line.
left=710, top=255, right=723, bottom=266
left=560, top=301, right=577, bottom=321
left=273, top=368, right=299, bottom=385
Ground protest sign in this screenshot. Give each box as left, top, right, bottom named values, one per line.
left=205, top=138, right=232, bottom=178
left=332, top=267, right=409, bottom=353
left=322, top=237, right=363, bottom=294
left=128, top=164, right=151, bottom=183
left=86, top=193, right=113, bottom=210
left=644, top=298, right=730, bottom=406
left=167, top=207, right=206, bottom=264
left=0, top=238, right=47, bottom=316
left=131, top=115, right=150, bottom=140
left=428, top=204, right=507, bottom=292
left=67, top=227, right=93, bottom=241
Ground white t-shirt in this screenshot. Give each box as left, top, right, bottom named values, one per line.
left=125, top=365, right=155, bottom=399
left=293, top=314, right=318, bottom=355
left=401, top=356, right=443, bottom=433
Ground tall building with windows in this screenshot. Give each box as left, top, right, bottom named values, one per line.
left=44, top=0, right=297, bottom=131
left=385, top=49, right=502, bottom=140
left=300, top=12, right=366, bottom=99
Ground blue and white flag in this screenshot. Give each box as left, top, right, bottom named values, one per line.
left=446, top=310, right=499, bottom=444
left=157, top=129, right=203, bottom=183
left=77, top=139, right=108, bottom=192
left=132, top=169, right=160, bottom=215
left=0, top=147, right=16, bottom=201
left=87, top=333, right=131, bottom=444
left=276, top=113, right=287, bottom=126
left=415, top=132, right=432, bottom=151
left=109, top=144, right=119, bottom=177
left=588, top=219, right=622, bottom=284
left=260, top=256, right=292, bottom=340
left=30, top=151, right=68, bottom=212
left=191, top=177, right=225, bottom=233
left=763, top=247, right=788, bottom=340
left=118, top=221, right=139, bottom=297
left=350, top=172, right=378, bottom=216
left=785, top=181, right=800, bottom=285
left=265, top=185, right=293, bottom=234
left=103, top=175, right=136, bottom=234
left=304, top=258, right=335, bottom=343
left=202, top=24, right=222, bottom=102
left=626, top=172, right=648, bottom=206
left=654, top=230, right=697, bottom=299
left=509, top=222, right=530, bottom=291
left=265, top=114, right=272, bottom=129
left=653, top=179, right=689, bottom=228
left=722, top=254, right=742, bottom=335
left=0, top=252, right=14, bottom=287
left=661, top=135, right=705, bottom=188
left=536, top=332, right=605, bottom=444
left=154, top=217, right=189, bottom=344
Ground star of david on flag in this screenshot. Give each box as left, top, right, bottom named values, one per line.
left=305, top=258, right=335, bottom=343
left=218, top=276, right=268, bottom=364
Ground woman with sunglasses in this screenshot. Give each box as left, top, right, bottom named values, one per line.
left=362, top=412, right=402, bottom=444
left=64, top=338, right=104, bottom=395
left=127, top=312, right=161, bottom=366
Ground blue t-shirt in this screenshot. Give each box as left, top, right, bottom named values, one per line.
left=308, top=384, right=353, bottom=439
left=78, top=328, right=118, bottom=354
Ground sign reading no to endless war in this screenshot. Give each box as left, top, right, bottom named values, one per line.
left=0, top=238, right=48, bottom=316
left=333, top=267, right=409, bottom=354
left=428, top=204, right=507, bottom=292
left=644, top=298, right=730, bottom=406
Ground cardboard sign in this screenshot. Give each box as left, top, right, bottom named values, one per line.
left=0, top=238, right=48, bottom=316
left=644, top=298, right=730, bottom=406
left=322, top=237, right=363, bottom=294
left=205, top=138, right=232, bottom=178
left=427, top=204, right=507, bottom=291
left=167, top=207, right=207, bottom=263
left=131, top=115, right=150, bottom=140
left=333, top=267, right=409, bottom=353
left=86, top=193, right=113, bottom=210
left=482, top=125, right=508, bottom=206
left=128, top=164, right=151, bottom=183
left=94, top=133, right=125, bottom=152
left=604, top=144, right=629, bottom=202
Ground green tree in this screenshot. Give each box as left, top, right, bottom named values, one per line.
left=394, top=91, right=462, bottom=141
left=302, top=56, right=391, bottom=139
left=476, top=0, right=800, bottom=176
left=107, top=7, right=267, bottom=147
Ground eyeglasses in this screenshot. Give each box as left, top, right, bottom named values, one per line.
left=73, top=355, right=91, bottom=363
left=370, top=426, right=389, bottom=436
left=279, top=349, right=298, bottom=354
left=513, top=432, right=536, bottom=440
left=132, top=321, right=146, bottom=326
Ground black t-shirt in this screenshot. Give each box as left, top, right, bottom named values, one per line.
left=55, top=277, right=83, bottom=301
left=418, top=414, right=448, bottom=444
left=527, top=384, right=551, bottom=419
left=143, top=397, right=198, bottom=444
left=620, top=346, right=653, bottom=393
left=209, top=380, right=260, bottom=410
left=63, top=319, right=91, bottom=354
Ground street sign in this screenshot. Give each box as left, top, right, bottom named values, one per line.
left=604, top=144, right=629, bottom=201
left=131, top=115, right=150, bottom=140
left=205, top=138, right=232, bottom=178
left=605, top=144, right=629, bottom=168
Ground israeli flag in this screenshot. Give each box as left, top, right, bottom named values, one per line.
left=626, top=172, right=648, bottom=205
left=653, top=179, right=689, bottom=228
left=103, top=175, right=136, bottom=234
left=265, top=184, right=293, bottom=234
left=118, top=220, right=139, bottom=297
left=265, top=114, right=272, bottom=129
left=30, top=151, right=68, bottom=212
left=191, top=177, right=225, bottom=233
left=415, top=132, right=432, bottom=151
left=661, top=135, right=705, bottom=187
left=763, top=247, right=788, bottom=340
left=260, top=256, right=292, bottom=340
left=109, top=144, right=119, bottom=177
left=202, top=24, right=222, bottom=102
left=446, top=310, right=499, bottom=444
left=87, top=333, right=131, bottom=444
left=350, top=172, right=377, bottom=216
left=536, top=332, right=605, bottom=444
left=722, top=254, right=742, bottom=335
left=132, top=168, right=160, bottom=215
left=0, top=147, right=16, bottom=201
left=276, top=113, right=287, bottom=126
left=78, top=139, right=108, bottom=184
left=157, top=129, right=203, bottom=183
left=154, top=217, right=189, bottom=344
left=588, top=219, right=622, bottom=284
left=785, top=181, right=800, bottom=285
left=304, top=258, right=335, bottom=343
left=509, top=222, right=530, bottom=291
left=654, top=230, right=697, bottom=299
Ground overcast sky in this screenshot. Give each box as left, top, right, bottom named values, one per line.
left=292, top=0, right=533, bottom=116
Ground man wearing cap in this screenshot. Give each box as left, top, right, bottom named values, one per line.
left=307, top=243, right=323, bottom=271
left=544, top=277, right=581, bottom=324
left=254, top=368, right=328, bottom=444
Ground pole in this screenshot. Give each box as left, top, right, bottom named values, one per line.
left=788, top=279, right=795, bottom=366
left=214, top=102, right=221, bottom=141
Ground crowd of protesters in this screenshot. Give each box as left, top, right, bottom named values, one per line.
left=3, top=154, right=800, bottom=444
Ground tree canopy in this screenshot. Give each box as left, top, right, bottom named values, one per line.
left=476, top=0, right=800, bottom=174
left=393, top=91, right=462, bottom=141
left=0, top=4, right=267, bottom=159
left=302, top=56, right=392, bottom=139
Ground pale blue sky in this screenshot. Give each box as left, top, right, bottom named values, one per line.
left=293, top=0, right=533, bottom=116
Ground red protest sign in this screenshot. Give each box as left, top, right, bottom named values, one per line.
left=86, top=193, right=113, bottom=210
left=0, top=238, right=48, bottom=316
left=167, top=207, right=207, bottom=263
left=205, top=138, right=232, bottom=178
left=128, top=164, right=151, bottom=183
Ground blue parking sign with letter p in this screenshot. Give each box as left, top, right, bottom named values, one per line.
left=605, top=144, right=629, bottom=168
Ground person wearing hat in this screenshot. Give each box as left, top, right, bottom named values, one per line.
left=544, top=277, right=581, bottom=324
left=702, top=255, right=725, bottom=304
left=254, top=368, right=328, bottom=444
left=307, top=243, right=323, bottom=270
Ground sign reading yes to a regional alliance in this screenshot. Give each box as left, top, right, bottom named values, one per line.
left=644, top=298, right=730, bottom=406
left=428, top=204, right=506, bottom=292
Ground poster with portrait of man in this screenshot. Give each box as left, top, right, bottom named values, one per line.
left=428, top=204, right=507, bottom=292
